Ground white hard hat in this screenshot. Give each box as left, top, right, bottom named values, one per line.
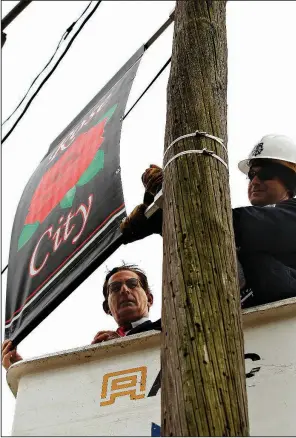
left=238, top=134, right=296, bottom=175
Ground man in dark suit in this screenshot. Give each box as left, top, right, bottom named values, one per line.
left=2, top=264, right=160, bottom=369
left=91, top=264, right=161, bottom=344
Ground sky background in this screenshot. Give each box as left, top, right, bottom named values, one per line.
left=1, top=1, right=296, bottom=435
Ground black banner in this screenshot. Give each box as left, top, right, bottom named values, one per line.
left=5, top=48, right=144, bottom=344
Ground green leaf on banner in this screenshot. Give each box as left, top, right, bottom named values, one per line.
left=98, top=104, right=117, bottom=124
left=60, top=186, right=76, bottom=209
left=18, top=222, right=40, bottom=251
left=104, top=104, right=117, bottom=121
left=77, top=150, right=104, bottom=187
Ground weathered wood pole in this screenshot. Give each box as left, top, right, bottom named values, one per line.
left=161, top=1, right=249, bottom=436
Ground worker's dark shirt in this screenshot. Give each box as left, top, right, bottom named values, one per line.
left=233, top=198, right=296, bottom=307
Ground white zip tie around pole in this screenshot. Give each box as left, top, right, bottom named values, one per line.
left=164, top=149, right=228, bottom=171
left=163, top=130, right=228, bottom=171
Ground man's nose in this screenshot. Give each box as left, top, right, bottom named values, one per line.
left=119, top=283, right=129, bottom=294
left=251, top=174, right=261, bottom=185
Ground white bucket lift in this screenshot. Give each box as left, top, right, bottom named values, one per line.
left=7, top=297, right=296, bottom=436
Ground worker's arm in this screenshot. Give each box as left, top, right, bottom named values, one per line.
left=140, top=165, right=296, bottom=255
left=120, top=165, right=163, bottom=243
left=120, top=204, right=162, bottom=243
left=122, top=166, right=296, bottom=255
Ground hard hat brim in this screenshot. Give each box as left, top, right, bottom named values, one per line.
left=238, top=155, right=296, bottom=175
left=238, top=159, right=250, bottom=175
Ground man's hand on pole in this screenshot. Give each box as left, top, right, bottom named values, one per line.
left=142, top=164, right=163, bottom=198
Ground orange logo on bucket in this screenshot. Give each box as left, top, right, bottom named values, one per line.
left=100, top=366, right=147, bottom=406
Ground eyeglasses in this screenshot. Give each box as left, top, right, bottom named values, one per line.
left=107, top=278, right=142, bottom=295
left=248, top=167, right=277, bottom=182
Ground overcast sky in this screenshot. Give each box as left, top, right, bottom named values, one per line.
left=2, top=1, right=296, bottom=435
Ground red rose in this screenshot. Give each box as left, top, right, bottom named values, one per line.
left=25, top=119, right=107, bottom=224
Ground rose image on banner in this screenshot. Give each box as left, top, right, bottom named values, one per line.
left=18, top=112, right=113, bottom=251
left=5, top=48, right=144, bottom=343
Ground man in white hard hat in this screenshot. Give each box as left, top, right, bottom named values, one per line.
left=233, top=134, right=296, bottom=305
left=238, top=134, right=296, bottom=205
left=119, top=134, right=296, bottom=308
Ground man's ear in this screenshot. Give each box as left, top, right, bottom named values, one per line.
left=147, top=292, right=154, bottom=309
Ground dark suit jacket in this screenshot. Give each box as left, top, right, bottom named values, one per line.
left=234, top=198, right=296, bottom=307
left=127, top=318, right=161, bottom=336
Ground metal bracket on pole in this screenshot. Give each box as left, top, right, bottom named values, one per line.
left=144, top=189, right=163, bottom=219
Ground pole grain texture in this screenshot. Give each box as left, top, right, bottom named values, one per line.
left=161, top=1, right=249, bottom=436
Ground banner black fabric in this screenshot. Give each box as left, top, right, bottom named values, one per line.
left=5, top=48, right=144, bottom=344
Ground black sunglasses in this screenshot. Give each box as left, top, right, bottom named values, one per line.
left=248, top=167, right=277, bottom=182
left=108, top=277, right=142, bottom=295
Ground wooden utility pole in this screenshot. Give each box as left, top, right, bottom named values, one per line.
left=161, top=1, right=249, bottom=436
